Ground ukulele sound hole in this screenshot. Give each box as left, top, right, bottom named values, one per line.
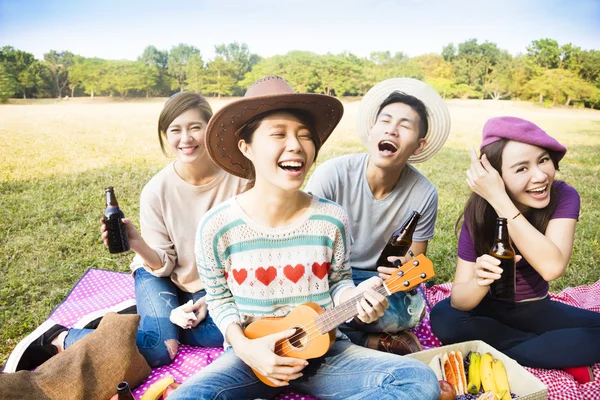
left=287, top=326, right=308, bottom=349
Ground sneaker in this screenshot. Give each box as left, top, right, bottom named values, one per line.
left=72, top=299, right=137, bottom=330
left=366, top=331, right=423, bottom=356
left=3, top=320, right=68, bottom=372
left=563, top=366, right=594, bottom=384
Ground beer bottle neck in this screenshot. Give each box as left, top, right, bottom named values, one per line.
left=106, top=190, right=119, bottom=207
left=494, top=220, right=510, bottom=243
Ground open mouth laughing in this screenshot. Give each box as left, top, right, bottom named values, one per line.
left=378, top=140, right=398, bottom=156
left=526, top=185, right=549, bottom=198
left=278, top=160, right=304, bottom=175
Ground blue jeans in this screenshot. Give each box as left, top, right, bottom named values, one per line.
left=169, top=339, right=440, bottom=400
left=64, top=268, right=223, bottom=367
left=430, top=296, right=600, bottom=368
left=339, top=269, right=425, bottom=346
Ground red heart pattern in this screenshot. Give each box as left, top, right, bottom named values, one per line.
left=284, top=264, right=305, bottom=283
left=256, top=266, right=277, bottom=286
left=312, top=262, right=331, bottom=279
left=232, top=269, right=247, bottom=285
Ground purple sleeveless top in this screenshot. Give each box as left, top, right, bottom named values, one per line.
left=457, top=181, right=580, bottom=301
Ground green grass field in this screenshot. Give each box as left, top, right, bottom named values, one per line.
left=1, top=97, right=599, bottom=364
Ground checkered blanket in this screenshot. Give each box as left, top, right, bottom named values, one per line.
left=49, top=269, right=599, bottom=399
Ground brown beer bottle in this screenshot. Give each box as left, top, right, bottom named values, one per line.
left=376, top=210, right=421, bottom=268
left=489, top=217, right=516, bottom=300
left=116, top=381, right=135, bottom=400
left=104, top=187, right=130, bottom=254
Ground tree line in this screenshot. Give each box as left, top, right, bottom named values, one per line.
left=1, top=39, right=599, bottom=108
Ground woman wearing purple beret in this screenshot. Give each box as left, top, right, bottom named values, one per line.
left=430, top=116, right=600, bottom=383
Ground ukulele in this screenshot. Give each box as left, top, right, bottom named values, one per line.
left=244, top=254, right=435, bottom=386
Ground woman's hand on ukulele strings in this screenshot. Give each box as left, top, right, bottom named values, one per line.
left=354, top=277, right=389, bottom=324
left=237, top=329, right=308, bottom=387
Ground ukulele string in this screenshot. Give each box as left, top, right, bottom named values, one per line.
left=277, top=273, right=425, bottom=356
left=277, top=270, right=422, bottom=352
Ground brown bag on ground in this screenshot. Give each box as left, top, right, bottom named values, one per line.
left=0, top=312, right=151, bottom=400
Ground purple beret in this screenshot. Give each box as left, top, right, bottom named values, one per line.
left=481, top=116, right=566, bottom=163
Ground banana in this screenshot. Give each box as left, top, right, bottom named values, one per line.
left=141, top=377, right=175, bottom=400
left=480, top=352, right=498, bottom=396
left=492, top=358, right=511, bottom=400
left=467, top=351, right=481, bottom=394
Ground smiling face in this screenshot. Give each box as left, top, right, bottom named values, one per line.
left=500, top=140, right=557, bottom=211
left=367, top=102, right=426, bottom=170
left=165, top=108, right=209, bottom=165
left=238, top=111, right=317, bottom=192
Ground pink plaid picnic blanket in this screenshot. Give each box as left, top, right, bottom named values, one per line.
left=49, top=268, right=600, bottom=399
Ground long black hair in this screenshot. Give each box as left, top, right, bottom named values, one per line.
left=456, top=139, right=562, bottom=256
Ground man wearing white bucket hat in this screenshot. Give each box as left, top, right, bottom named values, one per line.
left=306, top=78, right=451, bottom=355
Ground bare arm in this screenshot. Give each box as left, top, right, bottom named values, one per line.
left=450, top=256, right=499, bottom=311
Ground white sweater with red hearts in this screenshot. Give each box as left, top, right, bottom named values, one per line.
left=195, top=195, right=356, bottom=339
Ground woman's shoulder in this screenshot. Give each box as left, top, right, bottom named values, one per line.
left=310, top=195, right=350, bottom=224
left=197, top=197, right=237, bottom=231
left=553, top=180, right=579, bottom=198
left=139, top=163, right=176, bottom=201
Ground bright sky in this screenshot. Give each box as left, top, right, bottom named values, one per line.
left=1, top=0, right=599, bottom=61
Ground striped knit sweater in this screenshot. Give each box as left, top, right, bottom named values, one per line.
left=195, top=195, right=356, bottom=339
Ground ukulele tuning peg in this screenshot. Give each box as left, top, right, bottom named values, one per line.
left=412, top=260, right=419, bottom=266
left=403, top=281, right=410, bottom=287
left=420, top=273, right=426, bottom=279
left=397, top=270, right=404, bottom=277
left=408, top=250, right=415, bottom=258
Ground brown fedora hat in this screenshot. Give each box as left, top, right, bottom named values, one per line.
left=205, top=76, right=344, bottom=179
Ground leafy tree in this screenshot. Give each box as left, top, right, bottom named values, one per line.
left=241, top=51, right=320, bottom=93
left=559, top=43, right=583, bottom=72
left=139, top=45, right=169, bottom=95
left=184, top=53, right=206, bottom=92
left=18, top=61, right=50, bottom=98
left=527, top=38, right=561, bottom=70
left=524, top=69, right=594, bottom=105
left=204, top=57, right=236, bottom=98
left=0, top=63, right=17, bottom=102
left=441, top=43, right=456, bottom=62
left=214, top=42, right=260, bottom=95
left=424, top=77, right=454, bottom=99
left=43, top=50, right=74, bottom=98
left=413, top=54, right=454, bottom=79
left=69, top=58, right=107, bottom=99
left=168, top=44, right=200, bottom=92
left=0, top=46, right=36, bottom=98
left=579, top=50, right=600, bottom=85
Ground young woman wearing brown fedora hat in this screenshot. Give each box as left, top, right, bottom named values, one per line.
left=169, top=76, right=440, bottom=399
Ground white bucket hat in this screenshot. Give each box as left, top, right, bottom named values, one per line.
left=356, top=78, right=451, bottom=163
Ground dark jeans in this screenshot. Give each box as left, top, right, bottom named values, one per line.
left=430, top=295, right=600, bottom=368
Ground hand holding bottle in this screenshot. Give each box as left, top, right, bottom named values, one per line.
left=100, top=218, right=142, bottom=250
left=377, top=256, right=408, bottom=279
left=474, top=254, right=522, bottom=287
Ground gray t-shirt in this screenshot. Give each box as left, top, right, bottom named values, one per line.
left=305, top=153, right=438, bottom=271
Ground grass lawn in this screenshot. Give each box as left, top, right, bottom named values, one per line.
left=1, top=97, right=599, bottom=364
